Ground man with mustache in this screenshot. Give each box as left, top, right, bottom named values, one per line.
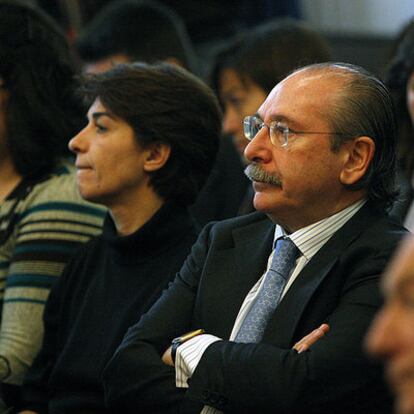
left=103, top=62, right=406, bottom=414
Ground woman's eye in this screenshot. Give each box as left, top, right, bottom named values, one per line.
left=228, top=96, right=245, bottom=111
left=96, top=124, right=108, bottom=133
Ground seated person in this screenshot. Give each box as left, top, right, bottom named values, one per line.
left=17, top=62, right=221, bottom=414
left=102, top=63, right=406, bottom=414
left=366, top=234, right=414, bottom=414
left=0, top=0, right=105, bottom=403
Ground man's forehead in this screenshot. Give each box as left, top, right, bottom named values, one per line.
left=258, top=69, right=341, bottom=119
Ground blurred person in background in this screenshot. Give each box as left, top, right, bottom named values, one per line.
left=210, top=18, right=331, bottom=214
left=0, top=0, right=105, bottom=407
left=18, top=62, right=221, bottom=414
left=366, top=234, right=414, bottom=414
left=384, top=18, right=414, bottom=226
left=75, top=0, right=196, bottom=73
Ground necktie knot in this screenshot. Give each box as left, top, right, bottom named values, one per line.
left=271, top=237, right=300, bottom=280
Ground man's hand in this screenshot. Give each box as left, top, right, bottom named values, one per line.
left=162, top=346, right=174, bottom=366
left=293, top=323, right=330, bottom=353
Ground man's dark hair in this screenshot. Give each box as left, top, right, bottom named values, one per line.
left=210, top=18, right=331, bottom=97
left=78, top=62, right=221, bottom=206
left=384, top=19, right=414, bottom=179
left=0, top=0, right=83, bottom=179
left=298, top=62, right=397, bottom=209
left=75, top=0, right=196, bottom=72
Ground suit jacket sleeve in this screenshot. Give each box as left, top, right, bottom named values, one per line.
left=103, top=223, right=217, bottom=414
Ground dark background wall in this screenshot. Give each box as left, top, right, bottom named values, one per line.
left=36, top=0, right=401, bottom=78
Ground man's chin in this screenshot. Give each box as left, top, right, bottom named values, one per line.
left=251, top=191, right=276, bottom=212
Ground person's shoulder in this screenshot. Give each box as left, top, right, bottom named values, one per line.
left=342, top=203, right=408, bottom=256
left=206, top=211, right=272, bottom=238
left=23, top=163, right=106, bottom=217
left=66, top=230, right=106, bottom=264
left=28, top=163, right=83, bottom=202
left=362, top=211, right=408, bottom=245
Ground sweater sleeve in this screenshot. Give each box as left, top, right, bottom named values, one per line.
left=18, top=263, right=69, bottom=413
left=0, top=174, right=105, bottom=385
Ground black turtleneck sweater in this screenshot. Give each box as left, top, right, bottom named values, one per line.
left=20, top=201, right=198, bottom=414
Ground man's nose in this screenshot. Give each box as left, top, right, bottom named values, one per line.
left=244, top=125, right=271, bottom=163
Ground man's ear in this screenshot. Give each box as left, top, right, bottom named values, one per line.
left=339, top=136, right=375, bottom=185
left=143, top=142, right=171, bottom=172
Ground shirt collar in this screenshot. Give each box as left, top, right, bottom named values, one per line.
left=274, top=198, right=366, bottom=261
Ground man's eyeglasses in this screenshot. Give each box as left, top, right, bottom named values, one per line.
left=243, top=115, right=345, bottom=148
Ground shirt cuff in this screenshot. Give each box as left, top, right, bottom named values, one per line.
left=175, top=334, right=221, bottom=388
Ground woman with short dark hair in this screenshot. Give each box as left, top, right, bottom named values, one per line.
left=19, top=62, right=221, bottom=414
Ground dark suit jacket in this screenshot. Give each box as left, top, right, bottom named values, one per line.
left=103, top=202, right=406, bottom=414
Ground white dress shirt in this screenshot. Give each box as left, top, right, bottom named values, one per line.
left=175, top=199, right=366, bottom=413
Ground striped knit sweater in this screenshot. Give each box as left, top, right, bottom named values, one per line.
left=0, top=164, right=105, bottom=385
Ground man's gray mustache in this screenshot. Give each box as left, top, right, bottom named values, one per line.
left=244, top=164, right=282, bottom=186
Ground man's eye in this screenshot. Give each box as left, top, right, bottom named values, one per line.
left=273, top=124, right=286, bottom=134
left=253, top=121, right=263, bottom=132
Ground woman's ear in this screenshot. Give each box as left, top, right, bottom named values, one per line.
left=143, top=142, right=171, bottom=172
left=339, top=136, right=375, bottom=186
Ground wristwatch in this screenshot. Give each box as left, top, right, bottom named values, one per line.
left=171, top=328, right=205, bottom=365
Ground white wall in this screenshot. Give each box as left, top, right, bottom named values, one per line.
left=300, top=0, right=414, bottom=36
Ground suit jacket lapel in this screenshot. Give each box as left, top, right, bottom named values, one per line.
left=202, top=215, right=275, bottom=338
left=262, top=202, right=384, bottom=346
left=223, top=218, right=274, bottom=328
left=232, top=217, right=275, bottom=293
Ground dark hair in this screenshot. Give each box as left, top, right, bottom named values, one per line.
left=78, top=62, right=221, bottom=206
left=384, top=19, right=414, bottom=179
left=210, top=18, right=331, bottom=98
left=296, top=62, right=397, bottom=209
left=0, top=0, right=83, bottom=179
left=75, top=0, right=196, bottom=72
